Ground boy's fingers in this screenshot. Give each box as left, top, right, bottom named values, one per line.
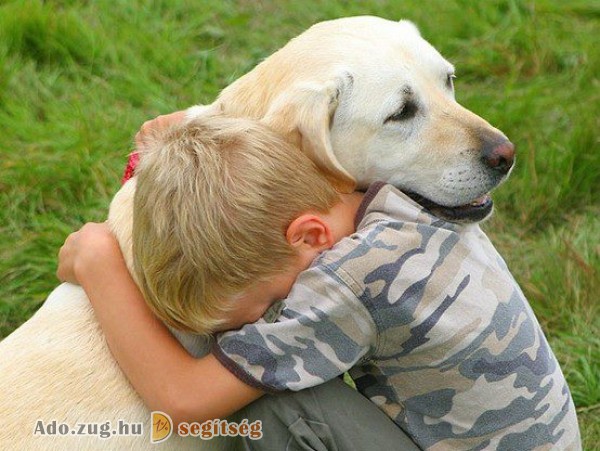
left=135, top=111, right=188, bottom=149
left=55, top=223, right=113, bottom=283
left=56, top=230, right=79, bottom=281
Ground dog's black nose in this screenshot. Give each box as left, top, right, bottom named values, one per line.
left=481, top=140, right=515, bottom=174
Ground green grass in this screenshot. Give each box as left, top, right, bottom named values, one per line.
left=0, top=0, right=598, bottom=447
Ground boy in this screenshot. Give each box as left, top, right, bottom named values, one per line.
left=61, top=115, right=419, bottom=450
left=58, top=116, right=580, bottom=450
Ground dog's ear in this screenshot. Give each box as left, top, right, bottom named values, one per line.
left=397, top=20, right=421, bottom=37
left=262, top=76, right=356, bottom=193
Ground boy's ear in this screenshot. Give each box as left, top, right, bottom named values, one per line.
left=286, top=214, right=334, bottom=250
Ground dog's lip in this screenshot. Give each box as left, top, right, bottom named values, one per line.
left=404, top=191, right=493, bottom=222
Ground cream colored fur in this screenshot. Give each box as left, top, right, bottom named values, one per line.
left=0, top=16, right=509, bottom=450
left=0, top=180, right=216, bottom=450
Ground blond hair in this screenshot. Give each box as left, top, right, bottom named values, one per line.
left=132, top=115, right=340, bottom=335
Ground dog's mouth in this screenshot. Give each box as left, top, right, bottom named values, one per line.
left=404, top=192, right=493, bottom=223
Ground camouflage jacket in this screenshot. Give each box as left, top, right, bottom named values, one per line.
left=214, top=183, right=581, bottom=450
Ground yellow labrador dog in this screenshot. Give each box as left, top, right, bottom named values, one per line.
left=0, top=16, right=513, bottom=450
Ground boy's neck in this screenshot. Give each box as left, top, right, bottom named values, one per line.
left=325, top=192, right=365, bottom=243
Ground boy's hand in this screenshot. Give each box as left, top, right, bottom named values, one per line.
left=123, top=110, right=188, bottom=183
left=135, top=110, right=187, bottom=151
left=57, top=222, right=122, bottom=285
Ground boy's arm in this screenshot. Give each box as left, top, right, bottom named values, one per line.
left=57, top=223, right=263, bottom=426
left=213, top=259, right=377, bottom=393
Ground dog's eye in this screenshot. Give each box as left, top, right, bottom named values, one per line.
left=386, top=101, right=418, bottom=123
left=446, top=73, right=456, bottom=90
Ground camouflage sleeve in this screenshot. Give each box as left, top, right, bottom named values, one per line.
left=213, top=264, right=377, bottom=392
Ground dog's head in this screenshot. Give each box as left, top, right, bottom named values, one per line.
left=215, top=16, right=515, bottom=222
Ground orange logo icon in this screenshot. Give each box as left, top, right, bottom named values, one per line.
left=150, top=411, right=173, bottom=444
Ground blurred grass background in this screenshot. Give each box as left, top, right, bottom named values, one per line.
left=0, top=0, right=598, bottom=446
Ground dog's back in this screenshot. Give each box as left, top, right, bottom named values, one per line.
left=0, top=284, right=152, bottom=449
left=0, top=182, right=220, bottom=449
